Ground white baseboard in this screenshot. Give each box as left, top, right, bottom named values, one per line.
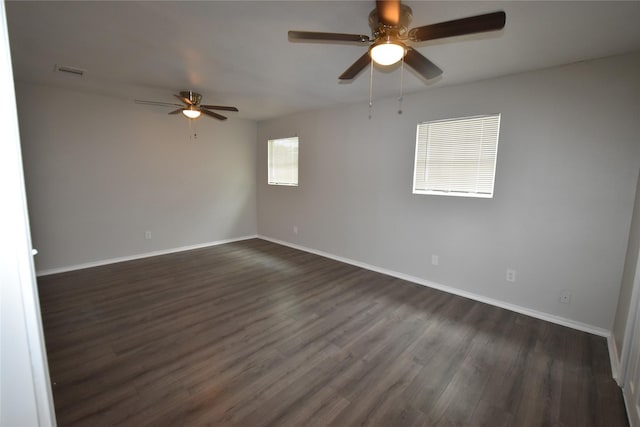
left=608, top=334, right=621, bottom=385
left=36, top=235, right=258, bottom=277
left=258, top=235, right=611, bottom=338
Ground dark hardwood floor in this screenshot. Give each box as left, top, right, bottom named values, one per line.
left=37, top=238, right=628, bottom=426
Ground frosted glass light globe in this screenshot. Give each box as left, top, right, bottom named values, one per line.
left=370, top=42, right=406, bottom=66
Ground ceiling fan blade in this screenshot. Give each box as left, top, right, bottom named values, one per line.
left=134, top=100, right=183, bottom=108
left=339, top=52, right=371, bottom=80
left=288, top=31, right=370, bottom=43
left=201, top=105, right=239, bottom=112
left=174, top=94, right=194, bottom=105
left=408, top=11, right=506, bottom=42
left=404, top=47, right=442, bottom=80
left=376, top=0, right=401, bottom=26
left=168, top=108, right=183, bottom=115
left=201, top=109, right=227, bottom=121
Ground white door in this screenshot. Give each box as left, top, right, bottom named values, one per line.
left=622, top=245, right=640, bottom=427
left=625, top=311, right=640, bottom=427
left=0, top=1, right=56, bottom=425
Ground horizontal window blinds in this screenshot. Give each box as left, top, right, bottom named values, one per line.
left=413, top=114, right=500, bottom=198
left=268, top=137, right=299, bottom=186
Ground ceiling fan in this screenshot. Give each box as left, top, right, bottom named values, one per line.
left=288, top=0, right=506, bottom=81
left=134, top=91, right=238, bottom=120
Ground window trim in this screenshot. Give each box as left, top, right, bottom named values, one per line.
left=267, top=136, right=299, bottom=187
left=412, top=114, right=500, bottom=199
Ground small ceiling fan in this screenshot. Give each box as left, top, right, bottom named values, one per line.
left=135, top=91, right=238, bottom=120
left=288, top=0, right=506, bottom=81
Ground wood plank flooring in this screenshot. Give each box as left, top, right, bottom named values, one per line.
left=37, top=238, right=628, bottom=426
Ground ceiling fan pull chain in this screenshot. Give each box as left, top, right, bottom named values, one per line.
left=398, top=57, right=405, bottom=115
left=188, top=117, right=197, bottom=140
left=368, top=57, right=374, bottom=120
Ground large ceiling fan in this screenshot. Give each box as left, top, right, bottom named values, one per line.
left=135, top=91, right=238, bottom=120
left=289, top=0, right=506, bottom=81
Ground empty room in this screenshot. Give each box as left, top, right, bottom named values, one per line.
left=2, top=1, right=640, bottom=426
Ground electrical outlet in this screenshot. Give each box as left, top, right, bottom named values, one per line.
left=293, top=226, right=298, bottom=234
left=506, top=269, right=516, bottom=282
left=560, top=290, right=571, bottom=304
left=431, top=255, right=439, bottom=266
left=145, top=231, right=152, bottom=240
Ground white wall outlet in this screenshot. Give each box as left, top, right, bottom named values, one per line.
left=559, top=290, right=572, bottom=304
left=431, top=255, right=439, bottom=266
left=506, top=269, right=516, bottom=282
left=144, top=231, right=152, bottom=240
left=293, top=225, right=298, bottom=234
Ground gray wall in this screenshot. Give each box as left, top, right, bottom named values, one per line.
left=613, top=170, right=640, bottom=353
left=257, top=52, right=640, bottom=330
left=18, top=83, right=257, bottom=273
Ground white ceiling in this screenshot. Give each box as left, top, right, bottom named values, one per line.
left=6, top=1, right=640, bottom=121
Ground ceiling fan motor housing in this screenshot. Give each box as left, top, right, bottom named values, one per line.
left=368, top=4, right=412, bottom=38
left=180, top=91, right=202, bottom=105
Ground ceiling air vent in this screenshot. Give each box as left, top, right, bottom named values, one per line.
left=54, top=64, right=86, bottom=76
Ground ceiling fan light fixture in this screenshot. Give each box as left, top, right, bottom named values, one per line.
left=182, top=105, right=201, bottom=119
left=369, top=40, right=406, bottom=66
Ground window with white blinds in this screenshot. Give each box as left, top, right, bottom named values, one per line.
left=413, top=114, right=500, bottom=198
left=268, top=137, right=299, bottom=186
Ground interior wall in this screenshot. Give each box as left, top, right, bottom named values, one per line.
left=257, top=52, right=640, bottom=331
left=17, top=82, right=257, bottom=273
left=613, top=170, right=640, bottom=353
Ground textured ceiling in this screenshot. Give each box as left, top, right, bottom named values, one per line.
left=6, top=1, right=640, bottom=121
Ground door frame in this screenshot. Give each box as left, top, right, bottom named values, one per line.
left=619, top=224, right=640, bottom=427
left=621, top=254, right=640, bottom=385
left=0, top=1, right=56, bottom=425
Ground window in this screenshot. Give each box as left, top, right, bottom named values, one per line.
left=413, top=114, right=500, bottom=198
left=268, top=137, right=299, bottom=186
